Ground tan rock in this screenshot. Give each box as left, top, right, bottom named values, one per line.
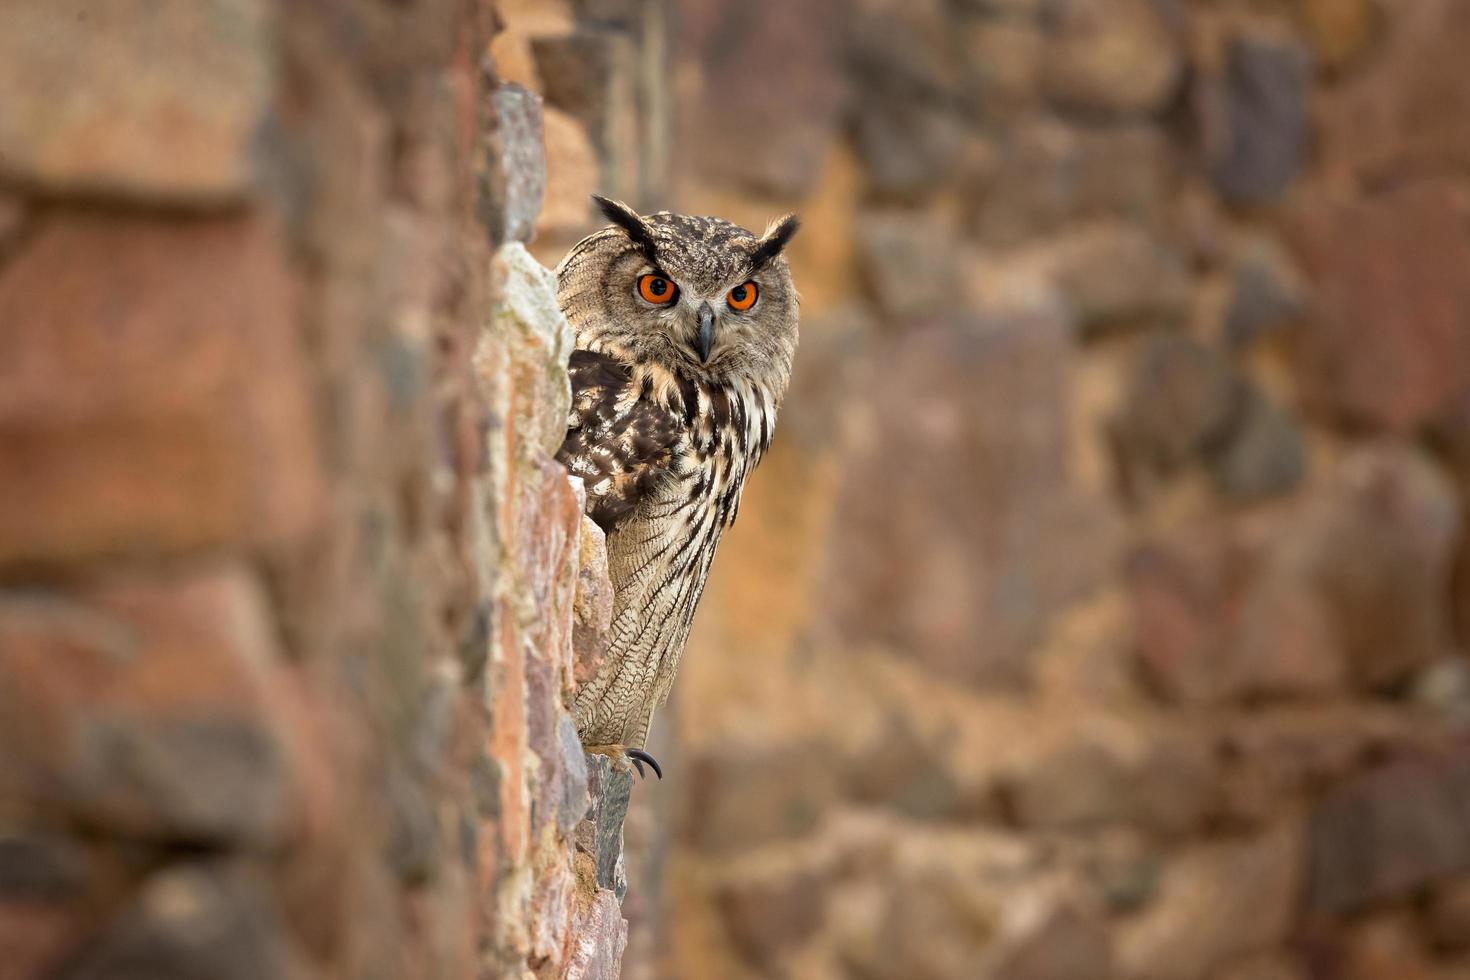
left=1041, top=0, right=1183, bottom=117
left=1118, top=821, right=1303, bottom=980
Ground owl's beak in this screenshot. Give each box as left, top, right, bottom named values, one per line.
left=696, top=301, right=716, bottom=363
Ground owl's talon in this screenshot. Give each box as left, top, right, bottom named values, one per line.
left=627, top=748, right=662, bottom=780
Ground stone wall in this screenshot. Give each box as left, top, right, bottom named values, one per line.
left=0, top=3, right=633, bottom=979
left=640, top=1, right=1470, bottom=979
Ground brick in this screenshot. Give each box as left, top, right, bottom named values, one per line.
left=0, top=0, right=272, bottom=201
left=0, top=213, right=324, bottom=567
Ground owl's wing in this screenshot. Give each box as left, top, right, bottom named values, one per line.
left=557, top=349, right=686, bottom=533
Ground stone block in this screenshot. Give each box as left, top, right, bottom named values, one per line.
left=1118, top=822, right=1303, bottom=980
left=0, top=0, right=273, bottom=201
left=1309, top=750, right=1470, bottom=914
left=1040, top=0, right=1183, bottom=117
left=1287, top=182, right=1470, bottom=432
left=854, top=208, right=962, bottom=321
left=0, top=213, right=323, bottom=567
left=572, top=515, right=614, bottom=692
left=681, top=0, right=846, bottom=196
left=484, top=84, right=546, bottom=245
left=826, top=315, right=1122, bottom=689
left=0, top=566, right=300, bottom=847
left=489, top=242, right=575, bottom=462
left=51, top=861, right=293, bottom=980
left=1204, top=34, right=1312, bottom=205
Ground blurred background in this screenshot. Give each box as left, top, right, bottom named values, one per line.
left=502, top=0, right=1470, bottom=977
left=3, top=0, right=1470, bottom=979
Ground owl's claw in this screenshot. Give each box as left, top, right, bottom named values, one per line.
left=627, top=748, right=662, bottom=780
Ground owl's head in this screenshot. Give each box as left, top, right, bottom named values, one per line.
left=556, top=196, right=800, bottom=390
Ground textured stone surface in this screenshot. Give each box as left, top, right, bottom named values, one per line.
left=1118, top=822, right=1303, bottom=980
left=1287, top=183, right=1470, bottom=432
left=826, top=316, right=1121, bottom=688
left=488, top=84, right=547, bottom=244
left=0, top=213, right=323, bottom=566
left=0, top=0, right=273, bottom=200
left=1205, top=35, right=1312, bottom=205
left=1040, top=0, right=1183, bottom=116
left=1309, top=752, right=1470, bottom=914
left=0, top=567, right=298, bottom=847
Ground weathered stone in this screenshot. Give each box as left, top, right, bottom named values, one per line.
left=0, top=835, right=87, bottom=901
left=0, top=567, right=299, bottom=847
left=991, top=901, right=1113, bottom=980
left=565, top=887, right=626, bottom=980
left=1048, top=223, right=1191, bottom=331
left=682, top=739, right=841, bottom=853
left=1128, top=518, right=1350, bottom=704
left=1223, top=239, right=1305, bottom=349
left=52, top=862, right=292, bottom=980
left=1204, top=35, right=1312, bottom=205
left=487, top=242, right=576, bottom=464
left=854, top=101, right=968, bottom=200
left=1299, top=0, right=1377, bottom=70
left=847, top=712, right=992, bottom=821
left=826, top=316, right=1122, bottom=689
left=1410, top=657, right=1470, bottom=725
left=1286, top=183, right=1470, bottom=432
left=485, top=84, right=546, bottom=245
left=1309, top=751, right=1470, bottom=913
left=1040, top=0, right=1183, bottom=117
left=681, top=0, right=845, bottom=196
left=1008, top=739, right=1130, bottom=829
left=1008, top=725, right=1215, bottom=835
left=854, top=208, right=961, bottom=321
left=0, top=0, right=272, bottom=200
left=718, top=870, right=825, bottom=970
left=1111, top=334, right=1242, bottom=481
left=579, top=753, right=632, bottom=898
left=1207, top=384, right=1306, bottom=502
left=1118, top=822, right=1303, bottom=980
left=572, top=516, right=614, bottom=691
left=972, top=120, right=1168, bottom=246
left=0, top=213, right=323, bottom=567
left=1292, top=444, right=1461, bottom=690
left=1317, top=0, right=1470, bottom=185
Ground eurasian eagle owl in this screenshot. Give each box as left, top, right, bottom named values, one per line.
left=555, top=196, right=800, bottom=778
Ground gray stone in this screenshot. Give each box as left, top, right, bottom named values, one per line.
left=580, top=753, right=632, bottom=899
left=0, top=834, right=88, bottom=900
left=556, top=715, right=591, bottom=837
left=1112, top=334, right=1242, bottom=483
left=854, top=209, right=961, bottom=321
left=485, top=84, right=546, bottom=245
left=1223, top=240, right=1306, bottom=348
left=1206, top=35, right=1312, bottom=204
left=1207, top=384, right=1306, bottom=501
left=53, top=862, right=292, bottom=980
left=854, top=101, right=967, bottom=199
left=68, top=715, right=288, bottom=848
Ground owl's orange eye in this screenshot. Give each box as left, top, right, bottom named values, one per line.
left=726, top=281, right=758, bottom=311
left=637, top=273, right=678, bottom=305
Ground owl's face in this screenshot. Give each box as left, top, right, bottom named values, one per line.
left=556, top=197, right=800, bottom=391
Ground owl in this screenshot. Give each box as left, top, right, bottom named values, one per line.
left=555, top=196, right=800, bottom=779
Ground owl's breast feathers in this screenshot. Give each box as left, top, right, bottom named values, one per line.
left=555, top=348, right=773, bottom=535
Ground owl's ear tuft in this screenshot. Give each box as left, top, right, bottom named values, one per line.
left=592, top=194, right=659, bottom=263
left=750, top=214, right=800, bottom=270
